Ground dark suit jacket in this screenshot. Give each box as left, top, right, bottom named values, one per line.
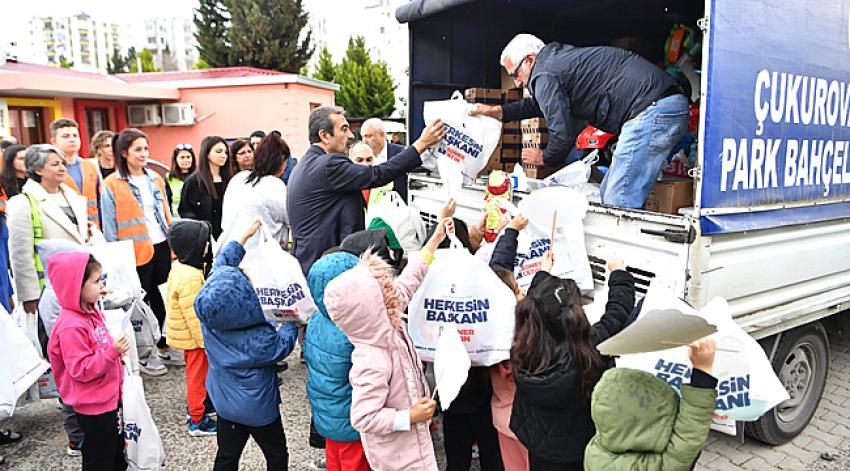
left=286, top=144, right=422, bottom=274
left=385, top=142, right=408, bottom=201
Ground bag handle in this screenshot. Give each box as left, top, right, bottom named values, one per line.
left=257, top=221, right=274, bottom=243
left=581, top=149, right=600, bottom=167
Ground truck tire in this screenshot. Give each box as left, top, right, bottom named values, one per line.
left=746, top=322, right=829, bottom=445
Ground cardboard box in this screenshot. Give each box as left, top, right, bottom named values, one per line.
left=478, top=146, right=502, bottom=177
left=643, top=179, right=694, bottom=214
left=502, top=88, right=523, bottom=103
left=521, top=117, right=548, bottom=133
left=501, top=134, right=521, bottom=146
left=522, top=132, right=548, bottom=148
left=464, top=88, right=502, bottom=105
left=522, top=163, right=560, bottom=180
left=502, top=122, right=521, bottom=136
left=500, top=146, right=521, bottom=164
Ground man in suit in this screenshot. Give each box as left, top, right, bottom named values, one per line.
left=361, top=118, right=411, bottom=201
left=287, top=106, right=445, bottom=275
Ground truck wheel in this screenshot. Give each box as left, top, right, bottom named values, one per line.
left=746, top=322, right=829, bottom=445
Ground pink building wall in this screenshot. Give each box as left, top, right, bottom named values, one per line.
left=58, top=98, right=75, bottom=119
left=140, top=83, right=335, bottom=167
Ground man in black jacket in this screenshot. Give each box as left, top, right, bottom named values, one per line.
left=361, top=118, right=411, bottom=201
left=287, top=106, right=445, bottom=274
left=471, top=34, right=689, bottom=209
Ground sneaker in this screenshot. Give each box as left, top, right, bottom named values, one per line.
left=0, top=429, right=21, bottom=445
left=139, top=356, right=168, bottom=377
left=188, top=416, right=217, bottom=437
left=471, top=442, right=480, bottom=460
left=157, top=350, right=185, bottom=366
left=276, top=360, right=289, bottom=372
left=67, top=439, right=83, bottom=456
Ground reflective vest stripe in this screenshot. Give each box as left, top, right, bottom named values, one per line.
left=105, top=173, right=169, bottom=266
left=22, top=192, right=46, bottom=290
left=117, top=216, right=147, bottom=230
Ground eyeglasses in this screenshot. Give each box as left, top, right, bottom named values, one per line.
left=175, top=143, right=193, bottom=151
left=509, top=58, right=525, bottom=78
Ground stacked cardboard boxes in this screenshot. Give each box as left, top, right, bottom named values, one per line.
left=501, top=88, right=523, bottom=165
left=519, top=116, right=558, bottom=179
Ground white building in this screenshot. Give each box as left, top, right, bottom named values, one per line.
left=305, top=0, right=409, bottom=118
left=18, top=12, right=197, bottom=74
left=25, top=12, right=125, bottom=74
left=132, top=17, right=198, bottom=71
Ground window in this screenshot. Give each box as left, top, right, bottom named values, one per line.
left=85, top=108, right=109, bottom=137
left=8, top=107, right=47, bottom=146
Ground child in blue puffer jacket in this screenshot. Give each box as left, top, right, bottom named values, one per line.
left=194, top=220, right=298, bottom=471
left=304, top=250, right=370, bottom=471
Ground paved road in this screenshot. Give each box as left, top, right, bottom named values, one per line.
left=3, top=332, right=850, bottom=470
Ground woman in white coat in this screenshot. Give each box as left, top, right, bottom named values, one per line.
left=8, top=144, right=89, bottom=316
left=221, top=132, right=291, bottom=251
left=6, top=143, right=89, bottom=455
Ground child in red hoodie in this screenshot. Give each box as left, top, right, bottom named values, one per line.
left=47, top=251, right=129, bottom=471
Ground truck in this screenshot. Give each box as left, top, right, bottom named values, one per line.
left=394, top=0, right=850, bottom=445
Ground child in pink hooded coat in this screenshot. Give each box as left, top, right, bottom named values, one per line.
left=325, top=218, right=452, bottom=471
left=47, top=251, right=130, bottom=471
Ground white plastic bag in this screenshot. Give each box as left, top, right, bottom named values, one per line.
left=129, top=298, right=161, bottom=361
left=0, top=305, right=50, bottom=417
left=616, top=296, right=790, bottom=436
left=122, top=362, right=166, bottom=470
left=514, top=187, right=594, bottom=290
left=241, top=224, right=318, bottom=324
left=90, top=230, right=143, bottom=300
left=544, top=150, right=598, bottom=187
left=365, top=190, right=426, bottom=253
left=423, top=91, right=502, bottom=184
left=408, top=240, right=517, bottom=366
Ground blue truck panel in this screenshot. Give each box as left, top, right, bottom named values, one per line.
left=701, top=0, right=850, bottom=212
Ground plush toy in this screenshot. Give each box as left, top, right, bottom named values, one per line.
left=484, top=170, right=511, bottom=243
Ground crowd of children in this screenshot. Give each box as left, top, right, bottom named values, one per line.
left=5, top=112, right=721, bottom=471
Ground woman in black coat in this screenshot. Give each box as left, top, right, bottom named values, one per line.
left=178, top=136, right=231, bottom=239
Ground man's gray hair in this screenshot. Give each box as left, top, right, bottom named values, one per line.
left=500, top=33, right=545, bottom=67
left=25, top=144, right=65, bottom=181
left=361, top=118, right=385, bottom=135
left=350, top=140, right=376, bottom=157
left=308, top=105, right=345, bottom=144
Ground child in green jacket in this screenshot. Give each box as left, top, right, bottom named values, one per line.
left=584, top=338, right=717, bottom=471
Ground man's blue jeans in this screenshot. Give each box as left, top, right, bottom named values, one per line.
left=599, top=94, right=690, bottom=208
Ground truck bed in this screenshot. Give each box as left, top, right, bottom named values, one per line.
left=408, top=175, right=850, bottom=339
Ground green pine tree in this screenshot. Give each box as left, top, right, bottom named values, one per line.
left=194, top=0, right=314, bottom=72
left=312, top=46, right=336, bottom=82
left=224, top=0, right=314, bottom=72
left=125, top=47, right=138, bottom=72
left=334, top=36, right=396, bottom=118
left=128, top=48, right=160, bottom=73
left=107, top=49, right=127, bottom=74
left=194, top=0, right=231, bottom=67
